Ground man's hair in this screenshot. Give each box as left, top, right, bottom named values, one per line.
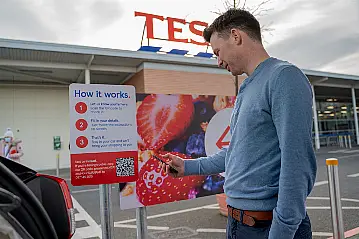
left=203, top=8, right=262, bottom=43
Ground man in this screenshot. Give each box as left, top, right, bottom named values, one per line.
left=162, top=8, right=317, bottom=239
left=0, top=128, right=24, bottom=162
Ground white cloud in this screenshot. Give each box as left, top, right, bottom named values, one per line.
left=319, top=53, right=359, bottom=75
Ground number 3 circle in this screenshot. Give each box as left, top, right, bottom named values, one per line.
left=76, top=136, right=88, bottom=149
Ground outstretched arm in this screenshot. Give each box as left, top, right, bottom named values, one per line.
left=184, top=147, right=227, bottom=176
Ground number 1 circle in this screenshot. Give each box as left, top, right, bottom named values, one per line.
left=75, top=102, right=87, bottom=114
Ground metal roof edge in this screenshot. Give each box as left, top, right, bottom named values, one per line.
left=1, top=38, right=359, bottom=80
left=0, top=38, right=218, bottom=67
left=302, top=69, right=359, bottom=81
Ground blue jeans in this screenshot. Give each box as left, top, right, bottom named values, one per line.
left=226, top=211, right=312, bottom=239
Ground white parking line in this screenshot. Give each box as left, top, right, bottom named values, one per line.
left=115, top=203, right=218, bottom=225
left=67, top=178, right=344, bottom=195
left=308, top=196, right=359, bottom=203
left=74, top=212, right=85, bottom=222
left=328, top=150, right=348, bottom=153
left=197, top=228, right=226, bottom=233
left=112, top=195, right=358, bottom=237
left=312, top=232, right=333, bottom=237
left=71, top=196, right=101, bottom=239
left=308, top=197, right=330, bottom=200
left=69, top=168, right=358, bottom=238
left=342, top=198, right=359, bottom=203
left=196, top=229, right=333, bottom=237
left=307, top=206, right=359, bottom=210
left=343, top=150, right=359, bottom=154
left=329, top=149, right=359, bottom=154
left=72, top=188, right=99, bottom=194
left=204, top=205, right=220, bottom=209
left=115, top=224, right=169, bottom=230
left=338, top=153, right=359, bottom=159
left=115, top=196, right=359, bottom=226
left=348, top=172, right=359, bottom=178
left=71, top=186, right=116, bottom=194
left=314, top=180, right=328, bottom=186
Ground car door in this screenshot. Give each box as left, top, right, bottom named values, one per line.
left=0, top=157, right=58, bottom=239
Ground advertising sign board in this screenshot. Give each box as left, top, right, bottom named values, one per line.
left=119, top=93, right=234, bottom=209
left=69, top=84, right=138, bottom=186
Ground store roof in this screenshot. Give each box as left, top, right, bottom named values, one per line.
left=0, top=38, right=359, bottom=88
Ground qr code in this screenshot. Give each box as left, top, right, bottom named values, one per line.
left=116, top=157, right=135, bottom=177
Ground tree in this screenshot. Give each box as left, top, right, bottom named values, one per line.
left=211, top=0, right=275, bottom=95
left=212, top=0, right=274, bottom=41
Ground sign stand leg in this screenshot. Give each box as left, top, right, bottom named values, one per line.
left=136, top=207, right=148, bottom=239
left=100, top=184, right=114, bottom=239
left=56, top=153, right=60, bottom=177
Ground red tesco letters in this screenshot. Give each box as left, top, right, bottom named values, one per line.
left=135, top=11, right=209, bottom=46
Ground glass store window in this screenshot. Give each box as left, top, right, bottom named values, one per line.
left=316, top=97, right=356, bottom=146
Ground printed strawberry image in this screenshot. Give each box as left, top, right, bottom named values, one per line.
left=191, top=95, right=215, bottom=105
left=213, top=96, right=236, bottom=112
left=136, top=152, right=206, bottom=206
left=137, top=94, right=194, bottom=150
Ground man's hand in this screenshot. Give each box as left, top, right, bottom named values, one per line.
left=161, top=153, right=185, bottom=178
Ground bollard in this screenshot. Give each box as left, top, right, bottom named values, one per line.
left=338, top=136, right=343, bottom=148
left=348, top=135, right=352, bottom=149
left=344, top=136, right=348, bottom=148
left=136, top=207, right=148, bottom=239
left=326, top=158, right=345, bottom=239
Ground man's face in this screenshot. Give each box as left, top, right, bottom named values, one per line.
left=210, top=31, right=244, bottom=76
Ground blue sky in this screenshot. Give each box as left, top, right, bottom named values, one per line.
left=1, top=0, right=358, bottom=75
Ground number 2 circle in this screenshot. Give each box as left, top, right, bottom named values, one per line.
left=76, top=119, right=88, bottom=131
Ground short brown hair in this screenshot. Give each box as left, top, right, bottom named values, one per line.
left=203, top=8, right=262, bottom=43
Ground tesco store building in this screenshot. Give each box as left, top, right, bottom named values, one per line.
left=1, top=30, right=359, bottom=171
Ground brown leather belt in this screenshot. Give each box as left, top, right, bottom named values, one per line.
left=227, top=206, right=273, bottom=227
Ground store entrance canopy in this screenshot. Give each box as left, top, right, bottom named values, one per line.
left=1, top=38, right=359, bottom=89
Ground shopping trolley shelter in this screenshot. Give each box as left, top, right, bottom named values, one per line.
left=1, top=38, right=359, bottom=239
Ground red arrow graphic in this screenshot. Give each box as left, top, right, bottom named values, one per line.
left=216, top=126, right=230, bottom=149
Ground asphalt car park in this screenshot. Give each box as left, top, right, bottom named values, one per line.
left=43, top=147, right=359, bottom=239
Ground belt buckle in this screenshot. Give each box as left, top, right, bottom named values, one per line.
left=233, top=208, right=240, bottom=221
left=228, top=206, right=256, bottom=227
left=228, top=206, right=239, bottom=221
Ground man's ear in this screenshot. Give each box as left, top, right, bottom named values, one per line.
left=231, top=28, right=242, bottom=45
